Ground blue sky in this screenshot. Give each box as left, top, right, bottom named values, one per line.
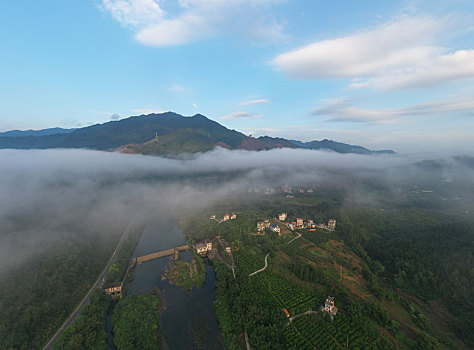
left=1, top=0, right=474, bottom=152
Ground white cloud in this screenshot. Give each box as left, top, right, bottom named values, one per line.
left=314, top=97, right=474, bottom=123
left=192, top=103, right=198, bottom=109
left=101, top=0, right=164, bottom=28
left=361, top=50, right=474, bottom=90
left=272, top=15, right=474, bottom=90
left=239, top=99, right=270, bottom=106
left=220, top=112, right=261, bottom=120
left=101, top=0, right=284, bottom=46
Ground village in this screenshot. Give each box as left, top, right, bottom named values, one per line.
left=257, top=212, right=336, bottom=234
left=247, top=184, right=315, bottom=196
left=192, top=210, right=339, bottom=322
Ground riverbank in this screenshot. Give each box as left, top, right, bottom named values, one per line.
left=163, top=252, right=207, bottom=290
left=126, top=217, right=224, bottom=349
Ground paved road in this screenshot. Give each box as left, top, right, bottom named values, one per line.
left=42, top=220, right=136, bottom=350
left=249, top=253, right=269, bottom=276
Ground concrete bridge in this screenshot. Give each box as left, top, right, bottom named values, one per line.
left=136, top=244, right=190, bottom=264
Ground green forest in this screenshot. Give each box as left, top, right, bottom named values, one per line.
left=54, top=290, right=111, bottom=350
left=0, top=229, right=118, bottom=349
left=112, top=293, right=161, bottom=350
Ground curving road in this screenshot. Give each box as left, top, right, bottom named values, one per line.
left=42, top=220, right=137, bottom=350
left=249, top=253, right=269, bottom=276
left=286, top=232, right=301, bottom=245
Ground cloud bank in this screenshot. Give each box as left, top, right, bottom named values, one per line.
left=100, top=0, right=285, bottom=46
left=272, top=16, right=474, bottom=90
left=313, top=97, right=474, bottom=123
left=1, top=147, right=473, bottom=277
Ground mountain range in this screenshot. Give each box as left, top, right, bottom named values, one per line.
left=0, top=112, right=395, bottom=156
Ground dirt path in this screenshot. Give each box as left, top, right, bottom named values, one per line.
left=287, top=232, right=302, bottom=245
left=244, top=328, right=251, bottom=350
left=249, top=253, right=270, bottom=276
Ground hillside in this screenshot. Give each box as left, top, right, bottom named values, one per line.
left=0, top=112, right=395, bottom=155
left=291, top=139, right=396, bottom=155
left=0, top=127, right=76, bottom=137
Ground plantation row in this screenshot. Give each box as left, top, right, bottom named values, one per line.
left=291, top=313, right=396, bottom=350
left=283, top=326, right=315, bottom=350
left=257, top=270, right=319, bottom=314
left=235, top=249, right=320, bottom=315
left=234, top=249, right=265, bottom=275
left=293, top=315, right=339, bottom=349
left=282, top=239, right=321, bottom=263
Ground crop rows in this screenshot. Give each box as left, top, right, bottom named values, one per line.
left=234, top=250, right=264, bottom=275
left=291, top=314, right=396, bottom=350
left=282, top=240, right=317, bottom=262
left=293, top=316, right=339, bottom=349
left=283, top=327, right=314, bottom=350
left=235, top=250, right=320, bottom=315
left=256, top=270, right=319, bottom=314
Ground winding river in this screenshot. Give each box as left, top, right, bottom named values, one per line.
left=125, top=216, right=224, bottom=349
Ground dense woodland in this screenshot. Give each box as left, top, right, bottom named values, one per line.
left=0, top=228, right=118, bottom=349
left=112, top=293, right=161, bottom=350
left=54, top=290, right=111, bottom=349
left=337, top=209, right=474, bottom=347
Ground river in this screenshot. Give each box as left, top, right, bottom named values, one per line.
left=125, top=216, right=224, bottom=349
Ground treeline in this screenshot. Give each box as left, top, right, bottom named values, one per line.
left=106, top=226, right=143, bottom=284
left=54, top=290, right=111, bottom=349
left=286, top=261, right=334, bottom=287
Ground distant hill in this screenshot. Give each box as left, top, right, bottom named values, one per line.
left=0, top=112, right=395, bottom=155
left=0, top=127, right=76, bottom=137
left=291, top=139, right=396, bottom=155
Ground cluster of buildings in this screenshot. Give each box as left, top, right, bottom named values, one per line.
left=256, top=219, right=281, bottom=234
left=277, top=212, right=336, bottom=232
left=195, top=238, right=233, bottom=256
left=210, top=213, right=237, bottom=222
left=282, top=185, right=314, bottom=194
left=247, top=185, right=314, bottom=196
left=195, top=239, right=213, bottom=255
left=255, top=212, right=336, bottom=235
left=264, top=187, right=276, bottom=195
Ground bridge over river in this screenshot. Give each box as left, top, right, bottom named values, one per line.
left=135, top=244, right=190, bottom=264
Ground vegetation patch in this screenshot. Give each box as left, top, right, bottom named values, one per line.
left=106, top=226, right=143, bottom=284
left=163, top=255, right=207, bottom=291
left=112, top=293, right=161, bottom=350
left=54, top=290, right=111, bottom=350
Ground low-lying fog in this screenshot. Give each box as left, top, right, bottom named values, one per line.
left=1, top=148, right=473, bottom=276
